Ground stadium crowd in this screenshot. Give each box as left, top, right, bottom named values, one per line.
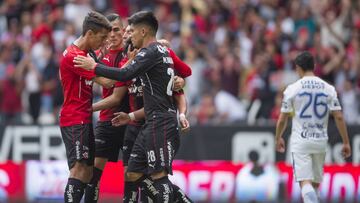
left=0, top=0, right=359, bottom=126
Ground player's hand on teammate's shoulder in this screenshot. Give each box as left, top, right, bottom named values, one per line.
left=157, top=39, right=170, bottom=48
left=173, top=76, right=185, bottom=91
left=179, top=113, right=190, bottom=133
left=342, top=143, right=351, bottom=159
left=73, top=55, right=96, bottom=70
left=111, top=112, right=130, bottom=126
left=275, top=138, right=285, bottom=153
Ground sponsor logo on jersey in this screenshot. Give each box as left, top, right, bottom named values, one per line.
left=85, top=79, right=93, bottom=86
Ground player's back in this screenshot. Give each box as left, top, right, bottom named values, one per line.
left=138, top=42, right=177, bottom=119
left=283, top=76, right=340, bottom=153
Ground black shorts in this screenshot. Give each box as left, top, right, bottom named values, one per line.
left=127, top=113, right=180, bottom=175
left=60, top=123, right=95, bottom=169
left=94, top=121, right=126, bottom=162
left=123, top=124, right=142, bottom=166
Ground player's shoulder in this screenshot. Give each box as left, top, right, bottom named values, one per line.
left=314, top=76, right=337, bottom=94
left=148, top=42, right=169, bottom=56
left=284, top=80, right=301, bottom=94
left=62, top=44, right=82, bottom=60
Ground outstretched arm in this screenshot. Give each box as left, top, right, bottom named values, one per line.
left=92, top=86, right=128, bottom=112
left=73, top=48, right=154, bottom=82
left=111, top=108, right=145, bottom=126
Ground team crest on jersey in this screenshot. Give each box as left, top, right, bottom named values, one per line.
left=62, top=50, right=68, bottom=56
left=333, top=99, right=340, bottom=106
left=156, top=45, right=167, bottom=53
left=137, top=52, right=146, bottom=57
left=85, top=79, right=93, bottom=86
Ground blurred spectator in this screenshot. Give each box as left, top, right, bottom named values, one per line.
left=191, top=93, right=217, bottom=125
left=0, top=44, right=23, bottom=125
left=0, top=0, right=360, bottom=126
left=17, top=51, right=42, bottom=124
left=214, top=90, right=247, bottom=123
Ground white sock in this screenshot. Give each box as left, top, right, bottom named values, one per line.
left=301, top=184, right=319, bottom=203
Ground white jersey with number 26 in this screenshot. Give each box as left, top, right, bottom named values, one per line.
left=281, top=76, right=342, bottom=153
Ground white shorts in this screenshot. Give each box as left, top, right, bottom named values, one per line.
left=291, top=152, right=326, bottom=183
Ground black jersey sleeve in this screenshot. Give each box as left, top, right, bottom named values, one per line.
left=94, top=47, right=160, bottom=82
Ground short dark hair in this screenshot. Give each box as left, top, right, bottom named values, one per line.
left=82, top=11, right=112, bottom=36
left=106, top=13, right=121, bottom=22
left=127, top=11, right=158, bottom=35
left=294, top=51, right=314, bottom=71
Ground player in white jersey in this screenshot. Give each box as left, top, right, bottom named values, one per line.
left=275, top=51, right=351, bottom=203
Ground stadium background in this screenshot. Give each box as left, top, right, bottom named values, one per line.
left=0, top=0, right=359, bottom=202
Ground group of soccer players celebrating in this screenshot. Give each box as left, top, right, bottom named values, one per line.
left=59, top=7, right=353, bottom=203
left=60, top=10, right=193, bottom=203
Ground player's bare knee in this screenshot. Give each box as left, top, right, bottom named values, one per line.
left=150, top=170, right=168, bottom=180
left=94, top=157, right=108, bottom=170
left=69, top=162, right=93, bottom=182
left=126, top=172, right=143, bottom=182
left=300, top=180, right=313, bottom=188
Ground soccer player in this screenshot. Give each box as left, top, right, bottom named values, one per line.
left=84, top=13, right=129, bottom=203
left=59, top=11, right=116, bottom=203
left=74, top=11, right=188, bottom=202
left=111, top=27, right=192, bottom=203
left=275, top=51, right=351, bottom=203
left=112, top=39, right=192, bottom=202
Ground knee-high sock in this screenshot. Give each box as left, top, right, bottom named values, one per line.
left=64, top=178, right=86, bottom=203
left=172, top=184, right=193, bottom=203
left=153, top=176, right=173, bottom=203
left=84, top=167, right=103, bottom=203
left=301, top=183, right=319, bottom=203
left=123, top=181, right=138, bottom=203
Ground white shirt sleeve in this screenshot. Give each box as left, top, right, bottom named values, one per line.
left=281, top=86, right=294, bottom=113
left=329, top=87, right=342, bottom=111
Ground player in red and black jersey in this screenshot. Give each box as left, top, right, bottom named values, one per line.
left=84, top=13, right=130, bottom=203
left=74, top=11, right=193, bottom=203
left=59, top=11, right=117, bottom=203
left=118, top=36, right=192, bottom=203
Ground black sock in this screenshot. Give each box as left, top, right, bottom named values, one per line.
left=84, top=167, right=103, bottom=203
left=64, top=178, right=86, bottom=203
left=123, top=181, right=138, bottom=203
left=153, top=176, right=173, bottom=203
left=139, top=187, right=152, bottom=203
left=172, top=184, right=193, bottom=203
left=137, top=176, right=161, bottom=202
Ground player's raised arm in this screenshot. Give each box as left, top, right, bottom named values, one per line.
left=169, top=48, right=192, bottom=78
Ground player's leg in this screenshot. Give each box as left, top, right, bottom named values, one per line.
left=172, top=184, right=193, bottom=203
left=292, top=152, right=319, bottom=203
left=171, top=124, right=193, bottom=203
left=84, top=157, right=107, bottom=203
left=147, top=115, right=187, bottom=203
left=66, top=162, right=93, bottom=203
left=61, top=124, right=95, bottom=203
left=125, top=129, right=160, bottom=202
left=85, top=121, right=126, bottom=203
left=122, top=125, right=143, bottom=202
left=311, top=153, right=326, bottom=201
